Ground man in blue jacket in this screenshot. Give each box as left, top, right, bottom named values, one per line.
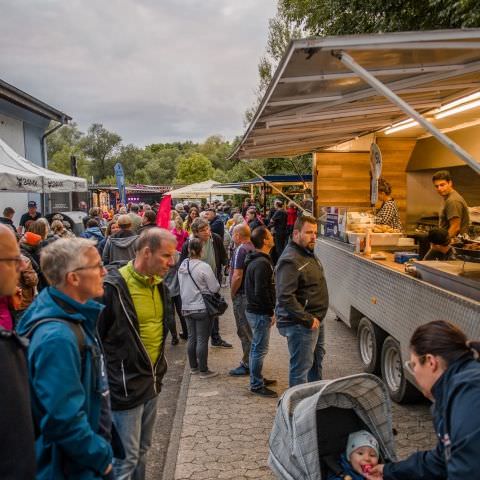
left=17, top=237, right=113, bottom=479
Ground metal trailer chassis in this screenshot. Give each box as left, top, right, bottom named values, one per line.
left=315, top=237, right=480, bottom=402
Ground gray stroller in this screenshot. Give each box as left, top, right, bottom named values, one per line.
left=269, top=373, right=397, bottom=479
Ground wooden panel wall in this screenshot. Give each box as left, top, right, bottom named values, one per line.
left=314, top=138, right=416, bottom=223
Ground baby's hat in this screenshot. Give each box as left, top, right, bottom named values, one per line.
left=346, top=430, right=379, bottom=459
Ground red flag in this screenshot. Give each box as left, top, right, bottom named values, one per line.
left=156, top=194, right=171, bottom=229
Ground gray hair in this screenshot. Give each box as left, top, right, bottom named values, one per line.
left=137, top=227, right=176, bottom=253
left=40, top=237, right=98, bottom=288
left=191, top=217, right=209, bottom=234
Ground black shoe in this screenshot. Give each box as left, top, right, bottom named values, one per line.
left=229, top=364, right=249, bottom=376
left=264, top=378, right=277, bottom=386
left=251, top=386, right=278, bottom=398
left=171, top=336, right=179, bottom=346
left=179, top=332, right=188, bottom=340
left=211, top=339, right=233, bottom=348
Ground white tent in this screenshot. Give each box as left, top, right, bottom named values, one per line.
left=168, top=179, right=248, bottom=199
left=0, top=137, right=87, bottom=193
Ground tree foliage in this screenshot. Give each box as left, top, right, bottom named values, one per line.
left=174, top=153, right=215, bottom=184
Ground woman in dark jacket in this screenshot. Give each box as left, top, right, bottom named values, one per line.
left=367, top=320, right=480, bottom=480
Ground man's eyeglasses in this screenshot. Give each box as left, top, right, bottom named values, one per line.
left=0, top=256, right=24, bottom=270
left=72, top=261, right=105, bottom=273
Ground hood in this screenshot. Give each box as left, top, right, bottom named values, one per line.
left=109, top=235, right=138, bottom=249
left=244, top=250, right=270, bottom=268
left=17, top=286, right=104, bottom=336
left=85, top=226, right=103, bottom=238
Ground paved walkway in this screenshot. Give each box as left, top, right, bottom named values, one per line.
left=163, top=291, right=436, bottom=479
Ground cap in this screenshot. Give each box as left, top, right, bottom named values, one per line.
left=346, top=430, right=379, bottom=459
left=28, top=201, right=37, bottom=208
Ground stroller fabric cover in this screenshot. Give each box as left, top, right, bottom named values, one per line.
left=269, top=373, right=397, bottom=480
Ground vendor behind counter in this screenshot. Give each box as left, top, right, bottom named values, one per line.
left=374, top=179, right=403, bottom=231
left=423, top=228, right=456, bottom=261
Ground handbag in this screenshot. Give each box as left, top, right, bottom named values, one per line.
left=186, top=260, right=228, bottom=317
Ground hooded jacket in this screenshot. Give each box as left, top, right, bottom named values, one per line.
left=81, top=226, right=104, bottom=244
left=275, top=241, right=329, bottom=329
left=384, top=356, right=480, bottom=480
left=16, top=287, right=112, bottom=480
left=102, top=231, right=138, bottom=265
left=209, top=215, right=225, bottom=240
left=244, top=251, right=275, bottom=315
left=98, top=266, right=171, bottom=410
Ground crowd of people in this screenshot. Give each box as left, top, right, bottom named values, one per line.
left=1, top=194, right=479, bottom=480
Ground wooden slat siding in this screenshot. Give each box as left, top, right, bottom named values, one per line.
left=314, top=138, right=416, bottom=223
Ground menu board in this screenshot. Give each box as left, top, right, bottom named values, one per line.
left=319, top=206, right=347, bottom=241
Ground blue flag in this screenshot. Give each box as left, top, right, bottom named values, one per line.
left=114, top=162, right=127, bottom=205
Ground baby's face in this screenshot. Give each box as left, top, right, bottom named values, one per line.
left=350, top=446, right=379, bottom=475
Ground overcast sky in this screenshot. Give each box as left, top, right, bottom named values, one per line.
left=0, top=0, right=277, bottom=146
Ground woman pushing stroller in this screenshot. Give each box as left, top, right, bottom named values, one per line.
left=366, top=320, right=480, bottom=480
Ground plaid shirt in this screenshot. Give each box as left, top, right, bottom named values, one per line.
left=375, top=199, right=402, bottom=230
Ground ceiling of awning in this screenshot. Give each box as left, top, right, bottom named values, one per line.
left=231, top=29, right=480, bottom=159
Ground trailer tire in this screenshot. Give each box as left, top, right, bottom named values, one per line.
left=381, top=336, right=419, bottom=403
left=357, top=318, right=386, bottom=374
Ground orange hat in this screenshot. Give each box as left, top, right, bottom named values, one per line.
left=24, top=231, right=42, bottom=246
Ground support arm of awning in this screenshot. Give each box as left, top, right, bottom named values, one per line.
left=333, top=50, right=480, bottom=175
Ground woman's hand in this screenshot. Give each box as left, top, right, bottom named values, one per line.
left=365, top=464, right=384, bottom=479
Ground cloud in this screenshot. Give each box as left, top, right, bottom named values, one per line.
left=0, top=0, right=277, bottom=145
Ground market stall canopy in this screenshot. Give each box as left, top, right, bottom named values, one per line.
left=230, top=29, right=480, bottom=168
left=168, top=180, right=248, bottom=199
left=220, top=174, right=313, bottom=188
left=0, top=137, right=87, bottom=193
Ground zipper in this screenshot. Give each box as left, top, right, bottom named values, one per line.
left=113, top=284, right=159, bottom=395
left=120, top=360, right=128, bottom=397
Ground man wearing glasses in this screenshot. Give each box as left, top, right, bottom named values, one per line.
left=17, top=237, right=114, bottom=479
left=0, top=225, right=35, bottom=479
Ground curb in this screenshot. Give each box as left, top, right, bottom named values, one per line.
left=161, top=359, right=191, bottom=480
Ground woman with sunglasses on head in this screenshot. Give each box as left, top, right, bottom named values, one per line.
left=367, top=320, right=480, bottom=480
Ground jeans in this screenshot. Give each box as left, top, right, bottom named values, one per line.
left=210, top=316, right=221, bottom=343
left=112, top=396, right=159, bottom=480
left=232, top=294, right=252, bottom=366
left=185, top=312, right=213, bottom=372
left=278, top=322, right=325, bottom=387
left=246, top=312, right=272, bottom=390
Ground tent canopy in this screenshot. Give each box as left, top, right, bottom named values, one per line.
left=230, top=29, right=480, bottom=165
left=0, top=137, right=87, bottom=193
left=168, top=180, right=248, bottom=199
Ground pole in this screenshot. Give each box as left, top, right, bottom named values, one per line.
left=334, top=50, right=480, bottom=175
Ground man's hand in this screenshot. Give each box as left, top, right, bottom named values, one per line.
left=365, top=464, right=384, bottom=479
left=311, top=318, right=320, bottom=330
left=271, top=315, right=276, bottom=326
left=103, top=464, right=113, bottom=475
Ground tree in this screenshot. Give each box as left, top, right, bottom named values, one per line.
left=80, top=123, right=122, bottom=183
left=174, top=153, right=215, bottom=184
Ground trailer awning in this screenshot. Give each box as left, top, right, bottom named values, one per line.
left=231, top=29, right=480, bottom=168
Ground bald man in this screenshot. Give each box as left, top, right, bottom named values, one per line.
left=0, top=225, right=36, bottom=478
left=229, top=223, right=255, bottom=376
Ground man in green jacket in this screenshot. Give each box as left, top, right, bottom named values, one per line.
left=99, top=228, right=177, bottom=480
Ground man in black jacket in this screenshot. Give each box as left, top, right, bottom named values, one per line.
left=269, top=200, right=288, bottom=263
left=275, top=215, right=329, bottom=387
left=244, top=226, right=277, bottom=398
left=206, top=208, right=225, bottom=240
left=99, top=228, right=177, bottom=480
left=0, top=225, right=36, bottom=479
left=179, top=218, right=232, bottom=348
left=0, top=207, right=17, bottom=236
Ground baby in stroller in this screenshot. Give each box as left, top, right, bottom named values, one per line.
left=327, top=430, right=380, bottom=480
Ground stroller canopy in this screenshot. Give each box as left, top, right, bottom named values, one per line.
left=269, top=373, right=397, bottom=480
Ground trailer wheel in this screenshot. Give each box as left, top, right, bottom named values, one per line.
left=357, top=318, right=386, bottom=374
left=381, top=336, right=419, bottom=403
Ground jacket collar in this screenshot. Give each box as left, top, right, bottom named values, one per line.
left=290, top=240, right=315, bottom=257
left=49, top=287, right=104, bottom=325
left=431, top=354, right=472, bottom=405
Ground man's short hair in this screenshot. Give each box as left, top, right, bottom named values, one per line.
left=427, top=228, right=450, bottom=246
left=143, top=210, right=156, bottom=224
left=130, top=204, right=139, bottom=213
left=3, top=207, right=14, bottom=217
left=233, top=223, right=250, bottom=240
left=274, top=200, right=284, bottom=208
left=86, top=219, right=99, bottom=228
left=191, top=217, right=209, bottom=234
left=293, top=214, right=317, bottom=231
left=40, top=238, right=97, bottom=288
left=251, top=226, right=269, bottom=249
left=136, top=227, right=176, bottom=253
left=117, top=214, right=132, bottom=228
left=432, top=170, right=452, bottom=183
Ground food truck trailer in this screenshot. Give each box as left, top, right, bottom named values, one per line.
left=231, top=29, right=480, bottom=402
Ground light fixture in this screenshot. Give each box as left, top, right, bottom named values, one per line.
left=435, top=97, right=480, bottom=119
left=435, top=91, right=480, bottom=113
left=384, top=119, right=419, bottom=135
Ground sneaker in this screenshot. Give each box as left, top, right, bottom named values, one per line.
left=250, top=386, right=278, bottom=398
left=199, top=370, right=219, bottom=379
left=229, top=364, right=249, bottom=376
left=171, top=336, right=179, bottom=346
left=190, top=368, right=199, bottom=375
left=263, top=378, right=277, bottom=386
left=211, top=339, right=233, bottom=349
